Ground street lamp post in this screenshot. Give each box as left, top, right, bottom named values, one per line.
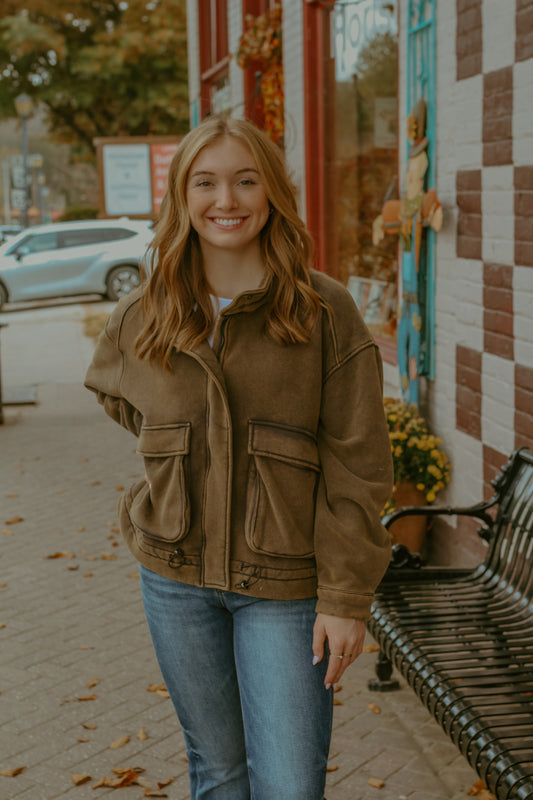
left=14, top=93, right=33, bottom=229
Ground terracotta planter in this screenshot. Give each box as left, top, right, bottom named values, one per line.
left=389, top=481, right=427, bottom=554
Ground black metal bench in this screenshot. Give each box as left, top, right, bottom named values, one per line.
left=367, top=447, right=533, bottom=800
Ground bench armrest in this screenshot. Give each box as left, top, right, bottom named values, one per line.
left=383, top=499, right=496, bottom=542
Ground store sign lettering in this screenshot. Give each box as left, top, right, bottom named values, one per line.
left=333, top=0, right=396, bottom=80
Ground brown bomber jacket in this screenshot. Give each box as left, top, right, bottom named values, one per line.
left=84, top=270, right=393, bottom=619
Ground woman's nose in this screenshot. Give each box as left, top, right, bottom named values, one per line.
left=214, top=183, right=237, bottom=209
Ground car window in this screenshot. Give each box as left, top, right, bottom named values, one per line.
left=15, top=232, right=59, bottom=254
left=59, top=229, right=107, bottom=248
left=101, top=228, right=136, bottom=241
left=59, top=228, right=136, bottom=248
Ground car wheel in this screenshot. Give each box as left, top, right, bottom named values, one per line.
left=105, top=266, right=140, bottom=301
left=0, top=283, right=7, bottom=310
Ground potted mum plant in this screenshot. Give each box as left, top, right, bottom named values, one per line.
left=383, top=398, right=451, bottom=553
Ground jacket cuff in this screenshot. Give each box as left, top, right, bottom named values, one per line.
left=315, top=590, right=374, bottom=620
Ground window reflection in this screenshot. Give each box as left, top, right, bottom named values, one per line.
left=332, top=0, right=398, bottom=347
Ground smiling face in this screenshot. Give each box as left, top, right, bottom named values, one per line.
left=185, top=136, right=270, bottom=260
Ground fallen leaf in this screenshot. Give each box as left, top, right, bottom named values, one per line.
left=363, top=643, right=380, bottom=653
left=93, top=773, right=136, bottom=789
left=137, top=727, right=149, bottom=741
left=326, top=765, right=338, bottom=772
left=71, top=773, right=91, bottom=785
left=82, top=723, right=97, bottom=730
left=144, top=791, right=167, bottom=797
left=2, top=529, right=13, bottom=535
left=0, top=583, right=7, bottom=588
left=127, top=572, right=140, bottom=579
left=100, top=553, right=117, bottom=561
left=147, top=683, right=167, bottom=693
left=77, top=737, right=90, bottom=743
left=333, top=699, right=343, bottom=705
left=79, top=646, right=94, bottom=651
left=115, top=485, right=124, bottom=491
left=92, top=767, right=144, bottom=789
left=368, top=702, right=382, bottom=714
left=112, top=542, right=119, bottom=548
left=467, top=781, right=497, bottom=799
left=0, top=623, right=6, bottom=629
left=80, top=457, right=89, bottom=463
left=85, top=556, right=98, bottom=561
left=61, top=694, right=98, bottom=705
left=45, top=551, right=75, bottom=559
left=6, top=493, right=19, bottom=498
left=0, top=766, right=26, bottom=777
left=68, top=566, right=79, bottom=571
left=158, top=777, right=177, bottom=788
left=5, top=516, right=23, bottom=525
left=333, top=684, right=342, bottom=693
left=83, top=573, right=94, bottom=578
left=110, top=735, right=130, bottom=749
left=77, top=526, right=86, bottom=532
left=113, top=767, right=145, bottom=775
left=368, top=777, right=385, bottom=789
left=86, top=678, right=100, bottom=689
left=91, top=480, right=101, bottom=486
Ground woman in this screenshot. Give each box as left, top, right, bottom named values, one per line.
left=85, top=115, right=393, bottom=800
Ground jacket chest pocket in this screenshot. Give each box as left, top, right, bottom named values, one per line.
left=130, top=422, right=191, bottom=543
left=245, top=420, right=320, bottom=558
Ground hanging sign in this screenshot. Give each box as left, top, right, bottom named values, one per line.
left=94, top=135, right=182, bottom=219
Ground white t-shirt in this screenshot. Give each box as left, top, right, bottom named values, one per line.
left=208, top=295, right=233, bottom=346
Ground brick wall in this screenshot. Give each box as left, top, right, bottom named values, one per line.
left=428, top=0, right=533, bottom=566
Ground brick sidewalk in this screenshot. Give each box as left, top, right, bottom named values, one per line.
left=0, top=303, right=479, bottom=800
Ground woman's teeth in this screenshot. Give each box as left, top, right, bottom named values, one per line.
left=212, top=218, right=244, bottom=227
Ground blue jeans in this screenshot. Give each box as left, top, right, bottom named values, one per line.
left=140, top=567, right=333, bottom=800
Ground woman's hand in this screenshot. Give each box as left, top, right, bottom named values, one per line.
left=312, top=613, right=367, bottom=689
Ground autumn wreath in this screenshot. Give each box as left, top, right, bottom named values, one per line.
left=236, top=3, right=284, bottom=146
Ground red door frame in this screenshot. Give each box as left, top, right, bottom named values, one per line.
left=303, top=0, right=336, bottom=275
left=199, top=0, right=230, bottom=118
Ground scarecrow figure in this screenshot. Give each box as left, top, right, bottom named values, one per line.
left=373, top=98, right=442, bottom=406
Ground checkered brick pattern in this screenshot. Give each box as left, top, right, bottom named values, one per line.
left=455, top=0, right=533, bottom=501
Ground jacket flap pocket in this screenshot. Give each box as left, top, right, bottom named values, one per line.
left=137, top=423, right=191, bottom=457
left=248, top=420, right=320, bottom=470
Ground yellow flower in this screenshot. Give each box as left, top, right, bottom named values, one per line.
left=416, top=483, right=425, bottom=491
left=426, top=490, right=436, bottom=503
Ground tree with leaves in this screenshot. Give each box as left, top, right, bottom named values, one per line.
left=0, top=0, right=189, bottom=157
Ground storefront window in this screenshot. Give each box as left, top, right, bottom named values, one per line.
left=331, top=0, right=398, bottom=350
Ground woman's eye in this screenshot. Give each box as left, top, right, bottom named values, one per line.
left=239, top=178, right=255, bottom=186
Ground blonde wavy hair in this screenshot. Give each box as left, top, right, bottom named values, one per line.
left=135, top=115, right=321, bottom=368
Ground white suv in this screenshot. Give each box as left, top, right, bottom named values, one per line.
left=0, top=218, right=154, bottom=308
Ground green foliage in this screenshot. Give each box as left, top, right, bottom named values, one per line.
left=58, top=206, right=99, bottom=220
left=356, top=30, right=398, bottom=100
left=0, top=0, right=189, bottom=157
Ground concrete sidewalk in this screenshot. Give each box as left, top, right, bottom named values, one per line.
left=0, top=301, right=479, bottom=800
